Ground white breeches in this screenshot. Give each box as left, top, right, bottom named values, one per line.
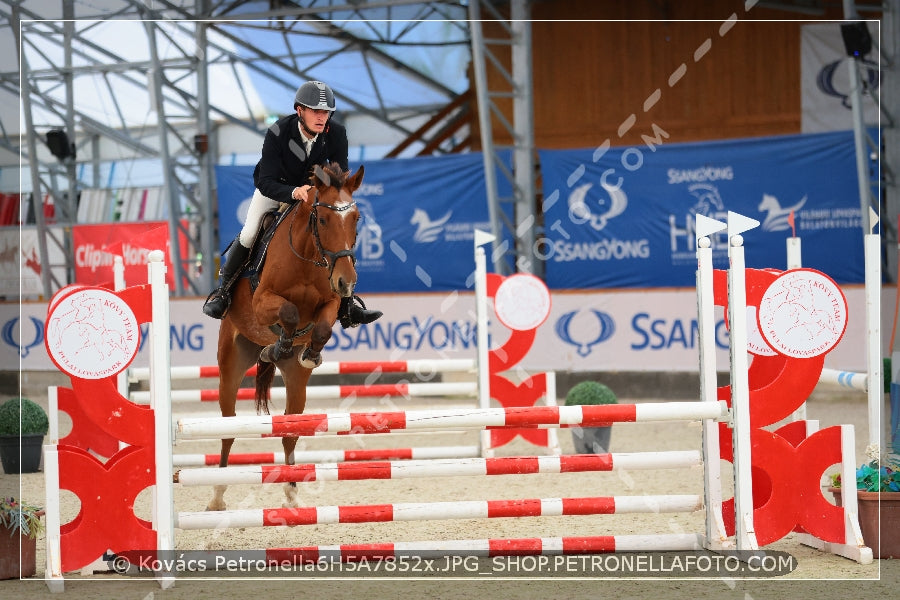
left=239, top=188, right=281, bottom=248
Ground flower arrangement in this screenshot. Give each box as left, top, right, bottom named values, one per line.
left=0, top=497, right=44, bottom=539
left=830, top=448, right=900, bottom=493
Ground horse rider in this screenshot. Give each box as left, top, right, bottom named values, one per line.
left=203, top=80, right=382, bottom=328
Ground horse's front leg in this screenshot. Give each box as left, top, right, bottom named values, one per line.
left=299, top=301, right=340, bottom=368
left=258, top=300, right=300, bottom=363
left=277, top=359, right=312, bottom=509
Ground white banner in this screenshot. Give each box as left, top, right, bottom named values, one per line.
left=801, top=22, right=879, bottom=133
left=0, top=226, right=67, bottom=300
left=5, top=286, right=888, bottom=376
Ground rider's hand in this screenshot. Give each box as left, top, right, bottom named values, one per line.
left=292, top=185, right=312, bottom=203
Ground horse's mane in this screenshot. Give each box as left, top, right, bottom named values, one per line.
left=312, top=162, right=350, bottom=190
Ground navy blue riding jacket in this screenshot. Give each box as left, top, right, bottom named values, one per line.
left=252, top=113, right=349, bottom=204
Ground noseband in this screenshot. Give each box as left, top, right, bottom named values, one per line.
left=288, top=197, right=357, bottom=274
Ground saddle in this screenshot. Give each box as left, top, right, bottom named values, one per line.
left=246, top=205, right=292, bottom=292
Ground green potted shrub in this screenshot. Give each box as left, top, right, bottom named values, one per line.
left=565, top=381, right=617, bottom=454
left=0, top=497, right=45, bottom=579
left=828, top=451, right=900, bottom=559
left=0, top=398, right=49, bottom=474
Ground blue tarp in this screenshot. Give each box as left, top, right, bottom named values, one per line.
left=215, top=151, right=512, bottom=293
left=217, top=130, right=869, bottom=293
left=539, top=129, right=868, bottom=289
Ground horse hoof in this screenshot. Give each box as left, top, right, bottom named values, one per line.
left=299, top=350, right=322, bottom=369
left=206, top=499, right=226, bottom=511
left=259, top=345, right=277, bottom=363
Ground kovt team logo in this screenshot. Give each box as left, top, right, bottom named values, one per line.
left=46, top=288, right=140, bottom=379
left=757, top=269, right=847, bottom=359
left=555, top=309, right=615, bottom=357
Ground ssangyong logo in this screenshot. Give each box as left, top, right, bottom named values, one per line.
left=2, top=316, right=44, bottom=358
left=550, top=181, right=649, bottom=263
left=817, top=57, right=879, bottom=109
left=567, top=181, right=628, bottom=231
left=555, top=309, right=615, bottom=357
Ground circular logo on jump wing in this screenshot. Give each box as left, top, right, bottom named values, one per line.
left=45, top=287, right=140, bottom=379
left=756, top=269, right=848, bottom=359
left=746, top=306, right=777, bottom=357
left=493, top=273, right=552, bottom=332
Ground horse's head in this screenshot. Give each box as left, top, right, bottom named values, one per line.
left=309, top=162, right=364, bottom=297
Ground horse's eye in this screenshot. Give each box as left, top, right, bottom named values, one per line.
left=319, top=216, right=326, bottom=226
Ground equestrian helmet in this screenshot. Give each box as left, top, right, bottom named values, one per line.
left=294, top=81, right=336, bottom=112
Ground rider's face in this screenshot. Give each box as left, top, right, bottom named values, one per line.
left=298, top=107, right=330, bottom=134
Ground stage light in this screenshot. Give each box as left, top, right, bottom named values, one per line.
left=46, top=129, right=74, bottom=161
left=840, top=22, right=872, bottom=58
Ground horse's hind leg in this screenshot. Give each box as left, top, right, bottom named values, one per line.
left=277, top=358, right=312, bottom=508
left=207, top=329, right=258, bottom=511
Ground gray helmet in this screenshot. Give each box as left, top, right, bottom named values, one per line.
left=294, top=81, right=335, bottom=112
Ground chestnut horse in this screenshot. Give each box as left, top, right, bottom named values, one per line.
left=207, top=162, right=364, bottom=511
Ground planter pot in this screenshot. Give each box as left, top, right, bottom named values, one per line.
left=571, top=426, right=611, bottom=454
left=0, top=434, right=44, bottom=474
left=828, top=486, right=900, bottom=559
left=0, top=530, right=37, bottom=579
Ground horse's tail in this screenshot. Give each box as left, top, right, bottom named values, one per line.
left=255, top=359, right=275, bottom=415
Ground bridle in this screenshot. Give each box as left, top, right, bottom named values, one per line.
left=287, top=193, right=357, bottom=276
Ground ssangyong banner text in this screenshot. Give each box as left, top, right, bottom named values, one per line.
left=6, top=286, right=885, bottom=376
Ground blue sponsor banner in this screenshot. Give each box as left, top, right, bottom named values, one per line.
left=350, top=152, right=511, bottom=293
left=539, top=129, right=868, bottom=289
left=214, top=165, right=255, bottom=254
left=215, top=152, right=511, bottom=293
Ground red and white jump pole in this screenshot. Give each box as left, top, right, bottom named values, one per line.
left=175, top=494, right=703, bottom=530
left=128, top=358, right=476, bottom=382
left=131, top=381, right=478, bottom=404
left=175, top=402, right=729, bottom=440
left=172, top=445, right=482, bottom=467
left=174, top=450, right=702, bottom=486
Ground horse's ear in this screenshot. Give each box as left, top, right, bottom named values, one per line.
left=347, top=165, right=364, bottom=194
left=313, top=164, right=330, bottom=188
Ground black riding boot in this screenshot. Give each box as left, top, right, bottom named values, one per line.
left=202, top=241, right=252, bottom=319
left=338, top=295, right=383, bottom=329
